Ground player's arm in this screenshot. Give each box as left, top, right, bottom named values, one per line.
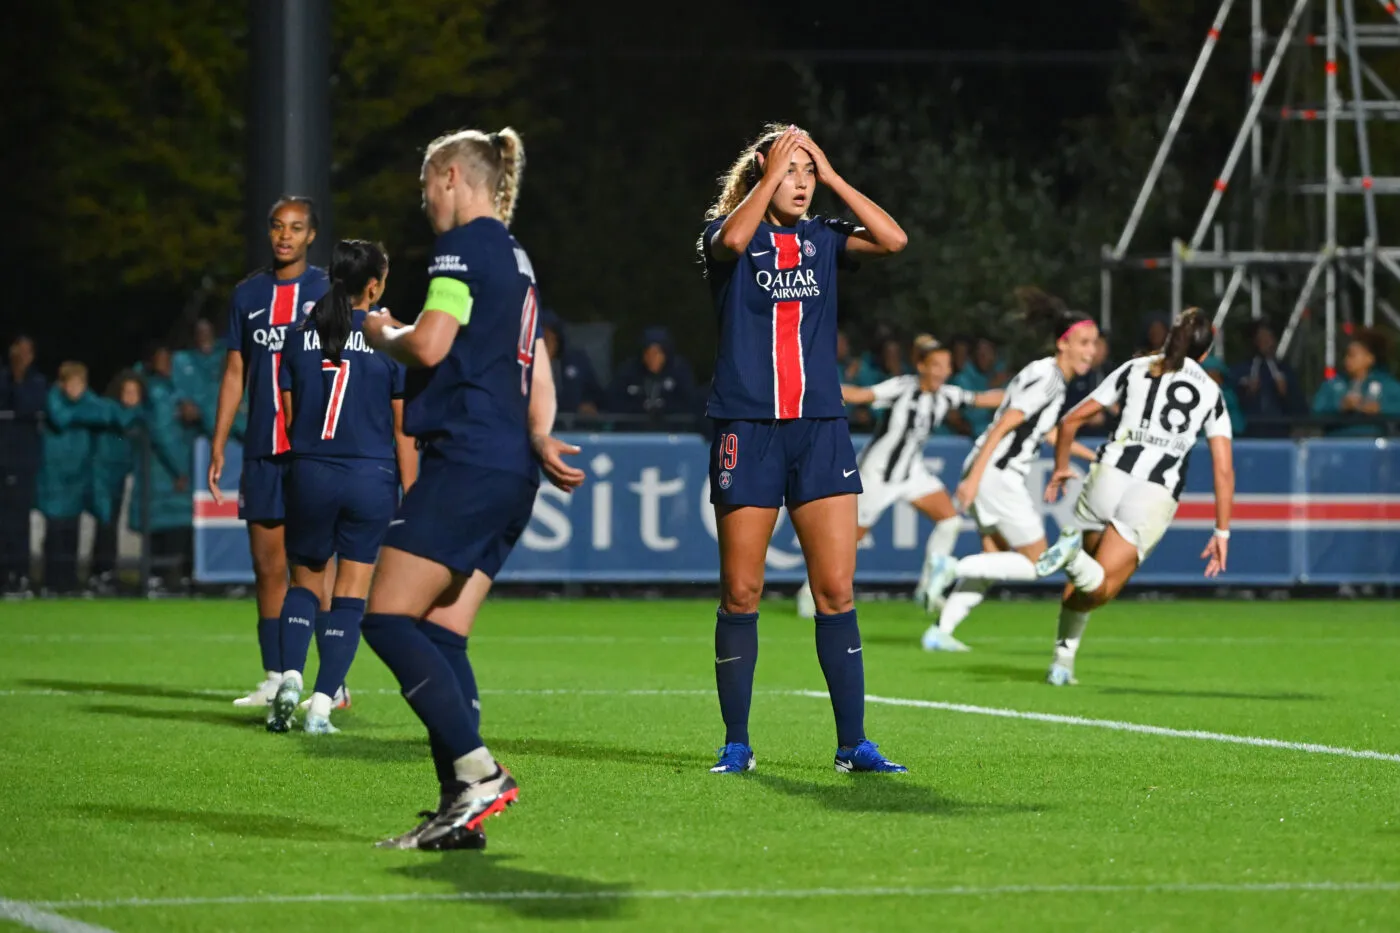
left=365, top=275, right=471, bottom=369
left=1202, top=435, right=1234, bottom=577
left=841, top=384, right=876, bottom=405
left=954, top=407, right=1024, bottom=509
left=800, top=135, right=907, bottom=257
left=208, top=349, right=244, bottom=505
left=280, top=389, right=293, bottom=430
left=971, top=389, right=1005, bottom=409
left=529, top=336, right=585, bottom=492
left=391, top=399, right=418, bottom=492
left=710, top=128, right=808, bottom=260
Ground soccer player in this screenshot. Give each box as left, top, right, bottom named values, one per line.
left=360, top=127, right=584, bottom=850
left=795, top=335, right=1004, bottom=618
left=1037, top=307, right=1233, bottom=684
left=922, top=290, right=1100, bottom=653
left=265, top=239, right=416, bottom=734
left=701, top=124, right=909, bottom=775
left=209, top=197, right=329, bottom=708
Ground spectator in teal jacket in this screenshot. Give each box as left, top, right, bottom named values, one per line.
left=1200, top=355, right=1248, bottom=436
left=37, top=362, right=108, bottom=593
left=1311, top=328, right=1400, bottom=436
left=952, top=335, right=1009, bottom=437
left=129, top=344, right=195, bottom=590
left=90, top=371, right=145, bottom=591
left=172, top=318, right=226, bottom=437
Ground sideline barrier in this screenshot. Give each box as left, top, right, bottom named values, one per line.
left=194, top=435, right=1398, bottom=586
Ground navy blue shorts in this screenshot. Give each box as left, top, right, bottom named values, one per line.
left=239, top=455, right=289, bottom=523
left=284, top=457, right=399, bottom=567
left=383, top=451, right=538, bottom=579
left=709, top=418, right=862, bottom=508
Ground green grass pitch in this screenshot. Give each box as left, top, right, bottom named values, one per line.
left=1, top=597, right=1398, bottom=932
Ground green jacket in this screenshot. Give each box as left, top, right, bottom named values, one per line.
left=172, top=347, right=225, bottom=437
left=1311, top=368, right=1400, bottom=436
left=128, top=376, right=195, bottom=533
left=36, top=387, right=110, bottom=519
left=90, top=401, right=144, bottom=524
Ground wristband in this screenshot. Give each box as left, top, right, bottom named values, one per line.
left=1213, top=528, right=1230, bottom=540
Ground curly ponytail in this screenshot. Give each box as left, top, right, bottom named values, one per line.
left=491, top=128, right=525, bottom=227
left=1151, top=307, right=1214, bottom=376
left=423, top=126, right=526, bottom=227
left=704, top=122, right=800, bottom=221
left=1016, top=286, right=1092, bottom=345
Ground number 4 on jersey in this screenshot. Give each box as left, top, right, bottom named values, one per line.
left=516, top=285, right=539, bottom=395
left=320, top=359, right=351, bottom=439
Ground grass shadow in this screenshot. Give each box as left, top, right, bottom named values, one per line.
left=955, top=663, right=1048, bottom=685
left=22, top=678, right=227, bottom=702
left=84, top=702, right=260, bottom=730
left=861, top=633, right=926, bottom=648
left=748, top=771, right=1049, bottom=818
left=71, top=803, right=364, bottom=843
left=301, top=734, right=713, bottom=771
left=391, top=854, right=631, bottom=921
left=1095, top=686, right=1323, bottom=702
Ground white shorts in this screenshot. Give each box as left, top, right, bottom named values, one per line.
left=1073, top=463, right=1178, bottom=564
left=968, top=466, right=1046, bottom=549
left=856, top=468, right=944, bottom=528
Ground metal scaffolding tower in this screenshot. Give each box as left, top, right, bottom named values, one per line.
left=1102, top=0, right=1400, bottom=377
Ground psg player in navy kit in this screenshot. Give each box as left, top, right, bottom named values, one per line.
left=360, top=127, right=583, bottom=850
left=701, top=124, right=910, bottom=774
left=265, top=239, right=418, bottom=735
left=209, top=197, right=331, bottom=709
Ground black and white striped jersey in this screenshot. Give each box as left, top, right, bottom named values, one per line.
left=859, top=376, right=974, bottom=485
left=1087, top=355, right=1231, bottom=498
left=966, top=356, right=1067, bottom=477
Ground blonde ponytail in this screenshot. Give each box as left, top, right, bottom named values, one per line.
left=423, top=126, right=526, bottom=227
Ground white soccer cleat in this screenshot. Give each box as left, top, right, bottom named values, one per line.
left=304, top=714, right=340, bottom=735
left=299, top=685, right=351, bottom=711
left=921, top=625, right=971, bottom=653
left=795, top=580, right=816, bottom=619
left=922, top=556, right=960, bottom=614
left=1046, top=662, right=1078, bottom=686
left=233, top=672, right=283, bottom=707
left=1035, top=529, right=1083, bottom=578
left=267, top=672, right=302, bottom=733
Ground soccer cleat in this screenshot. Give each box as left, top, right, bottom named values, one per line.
left=303, top=714, right=339, bottom=735
left=266, top=672, right=302, bottom=733
left=1046, top=662, right=1078, bottom=686
left=922, top=556, right=960, bottom=614
left=233, top=672, right=283, bottom=707
left=299, top=685, right=351, bottom=711
left=921, top=625, right=971, bottom=653
left=416, top=766, right=518, bottom=848
left=795, top=580, right=816, bottom=619
left=1035, top=529, right=1084, bottom=578
left=709, top=743, right=756, bottom=774
left=373, top=809, right=482, bottom=850
left=835, top=739, right=908, bottom=773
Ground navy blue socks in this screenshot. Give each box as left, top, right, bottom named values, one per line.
left=814, top=609, right=865, bottom=749
left=714, top=609, right=759, bottom=746
left=360, top=613, right=481, bottom=759
left=421, top=623, right=480, bottom=734
left=312, top=596, right=364, bottom=698
left=257, top=617, right=280, bottom=673
left=277, top=586, right=320, bottom=677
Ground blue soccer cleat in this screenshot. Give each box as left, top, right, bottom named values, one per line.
left=834, top=739, right=908, bottom=773
left=1035, top=528, right=1083, bottom=577
left=709, top=743, right=756, bottom=774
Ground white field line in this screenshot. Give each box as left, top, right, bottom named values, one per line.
left=27, top=881, right=1400, bottom=911
left=0, top=897, right=118, bottom=933
left=2, top=685, right=1398, bottom=765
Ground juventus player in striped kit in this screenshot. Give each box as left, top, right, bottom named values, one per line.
left=701, top=124, right=910, bottom=775
left=795, top=335, right=1003, bottom=617
left=924, top=292, right=1100, bottom=652
left=1038, top=308, right=1233, bottom=685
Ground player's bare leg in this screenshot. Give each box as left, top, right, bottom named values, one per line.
left=710, top=505, right=779, bottom=773
left=790, top=494, right=905, bottom=773
left=235, top=521, right=290, bottom=707
left=911, top=489, right=960, bottom=612
left=796, top=523, right=867, bottom=619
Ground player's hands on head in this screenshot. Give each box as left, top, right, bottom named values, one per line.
left=758, top=127, right=804, bottom=184
left=1201, top=535, right=1228, bottom=577
left=1044, top=468, right=1075, bottom=504
left=532, top=434, right=585, bottom=492
left=796, top=132, right=839, bottom=186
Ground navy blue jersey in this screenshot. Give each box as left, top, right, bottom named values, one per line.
left=226, top=267, right=330, bottom=459
left=702, top=216, right=855, bottom=420
left=279, top=309, right=405, bottom=462
left=402, top=218, right=541, bottom=480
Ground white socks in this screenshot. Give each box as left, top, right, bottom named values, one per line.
left=935, top=551, right=1038, bottom=635
left=927, top=517, right=961, bottom=562
left=1055, top=606, right=1091, bottom=661
left=308, top=691, right=333, bottom=720
left=1065, top=550, right=1106, bottom=595
left=453, top=746, right=497, bottom=784
left=937, top=582, right=986, bottom=634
